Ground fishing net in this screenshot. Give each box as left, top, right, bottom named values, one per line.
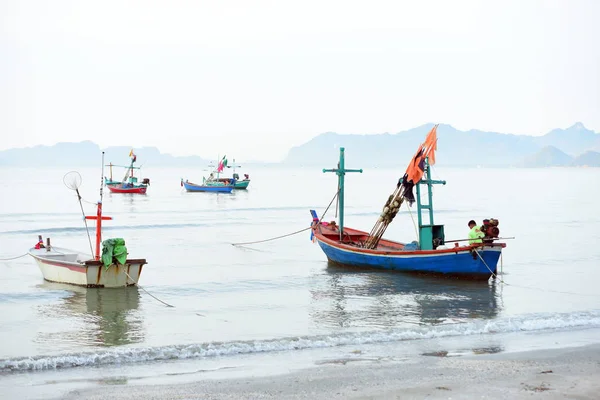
left=63, top=171, right=83, bottom=190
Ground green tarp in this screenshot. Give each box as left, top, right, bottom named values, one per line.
left=101, top=238, right=128, bottom=268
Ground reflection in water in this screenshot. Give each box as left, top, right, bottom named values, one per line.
left=310, top=262, right=502, bottom=330
left=36, top=284, right=144, bottom=348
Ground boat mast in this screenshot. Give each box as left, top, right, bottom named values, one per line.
left=86, top=152, right=112, bottom=260
left=322, top=147, right=362, bottom=242
left=415, top=158, right=446, bottom=250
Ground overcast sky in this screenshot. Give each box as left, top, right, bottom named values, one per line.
left=1, top=1, right=598, bottom=161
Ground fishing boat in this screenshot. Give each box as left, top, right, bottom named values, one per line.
left=180, top=178, right=235, bottom=193
left=181, top=155, right=237, bottom=193
left=204, top=156, right=250, bottom=189
left=105, top=149, right=150, bottom=194
left=310, top=125, right=507, bottom=280
left=28, top=153, right=147, bottom=288
left=211, top=158, right=250, bottom=189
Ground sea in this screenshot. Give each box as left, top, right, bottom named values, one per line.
left=0, top=165, right=599, bottom=399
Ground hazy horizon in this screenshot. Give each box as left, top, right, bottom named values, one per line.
left=2, top=1, right=599, bottom=161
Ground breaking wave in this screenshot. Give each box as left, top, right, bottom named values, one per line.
left=2, top=310, right=600, bottom=373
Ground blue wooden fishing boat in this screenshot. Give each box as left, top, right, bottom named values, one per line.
left=310, top=125, right=507, bottom=280
left=206, top=157, right=251, bottom=189
left=180, top=178, right=235, bottom=193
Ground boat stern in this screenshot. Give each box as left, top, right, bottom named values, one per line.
left=84, top=259, right=147, bottom=288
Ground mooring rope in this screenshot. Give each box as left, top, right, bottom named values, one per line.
left=0, top=253, right=29, bottom=261
left=474, top=248, right=600, bottom=297
left=231, top=189, right=339, bottom=247
left=123, top=270, right=175, bottom=308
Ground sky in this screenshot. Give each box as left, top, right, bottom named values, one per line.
left=1, top=1, right=599, bottom=162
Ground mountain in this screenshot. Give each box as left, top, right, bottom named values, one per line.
left=572, top=151, right=600, bottom=167
left=0, top=142, right=209, bottom=167
left=283, top=122, right=600, bottom=168
left=535, top=122, right=600, bottom=156
left=518, top=146, right=574, bottom=167
left=1, top=123, right=598, bottom=168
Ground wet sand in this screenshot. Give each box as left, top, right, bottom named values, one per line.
left=58, top=343, right=600, bottom=400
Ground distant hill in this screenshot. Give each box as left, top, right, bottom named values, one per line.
left=518, top=146, right=574, bottom=167
left=0, top=142, right=209, bottom=167
left=1, top=122, right=599, bottom=168
left=572, top=151, right=600, bottom=167
left=283, top=122, right=599, bottom=168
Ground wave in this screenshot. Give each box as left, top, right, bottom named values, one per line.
left=2, top=310, right=599, bottom=373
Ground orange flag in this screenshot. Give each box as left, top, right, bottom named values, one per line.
left=423, top=125, right=438, bottom=166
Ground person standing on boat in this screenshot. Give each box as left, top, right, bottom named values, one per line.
left=468, top=220, right=484, bottom=244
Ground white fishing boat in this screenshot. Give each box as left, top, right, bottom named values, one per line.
left=28, top=245, right=146, bottom=288
left=27, top=153, right=147, bottom=288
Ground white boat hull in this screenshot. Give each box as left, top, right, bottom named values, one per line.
left=28, top=247, right=146, bottom=288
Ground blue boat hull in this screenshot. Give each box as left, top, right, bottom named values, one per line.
left=182, top=180, right=233, bottom=193
left=311, top=220, right=504, bottom=280
left=316, top=238, right=501, bottom=279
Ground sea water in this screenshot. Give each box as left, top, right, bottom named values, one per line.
left=0, top=165, right=599, bottom=398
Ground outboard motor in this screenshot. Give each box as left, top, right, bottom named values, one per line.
left=481, top=218, right=500, bottom=242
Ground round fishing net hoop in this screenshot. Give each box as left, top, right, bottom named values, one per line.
left=63, top=171, right=83, bottom=190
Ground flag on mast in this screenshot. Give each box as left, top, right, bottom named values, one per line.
left=217, top=155, right=228, bottom=172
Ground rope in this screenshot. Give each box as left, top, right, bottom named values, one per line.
left=405, top=201, right=419, bottom=243
left=75, top=189, right=95, bottom=258
left=231, top=189, right=339, bottom=247
left=474, top=248, right=600, bottom=297
left=123, top=270, right=174, bottom=308
left=0, top=253, right=29, bottom=261
left=232, top=227, right=312, bottom=246
left=473, top=248, right=504, bottom=283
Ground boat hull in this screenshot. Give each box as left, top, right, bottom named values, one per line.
left=312, top=224, right=504, bottom=280
left=28, top=248, right=146, bottom=288
left=233, top=180, right=250, bottom=189
left=107, top=184, right=147, bottom=194
left=104, top=179, right=121, bottom=186
left=182, top=180, right=233, bottom=193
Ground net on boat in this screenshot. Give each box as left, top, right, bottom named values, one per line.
left=363, top=125, right=438, bottom=249
left=63, top=171, right=83, bottom=190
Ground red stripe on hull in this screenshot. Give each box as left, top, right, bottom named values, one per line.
left=35, top=258, right=87, bottom=273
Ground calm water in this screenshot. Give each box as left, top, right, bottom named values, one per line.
left=1, top=165, right=600, bottom=394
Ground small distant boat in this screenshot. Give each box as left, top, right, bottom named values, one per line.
left=28, top=152, right=147, bottom=288
left=105, top=149, right=150, bottom=194
left=201, top=156, right=250, bottom=189
left=210, top=158, right=250, bottom=189
left=310, top=125, right=508, bottom=280
left=180, top=178, right=234, bottom=193
left=181, top=154, right=239, bottom=193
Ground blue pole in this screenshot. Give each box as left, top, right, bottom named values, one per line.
left=323, top=147, right=363, bottom=242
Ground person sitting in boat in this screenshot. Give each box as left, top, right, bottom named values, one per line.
left=468, top=220, right=484, bottom=244
left=244, top=174, right=249, bottom=180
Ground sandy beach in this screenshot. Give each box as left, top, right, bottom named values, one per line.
left=56, top=343, right=600, bottom=400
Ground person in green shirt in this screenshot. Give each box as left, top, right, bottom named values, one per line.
left=468, top=220, right=485, bottom=244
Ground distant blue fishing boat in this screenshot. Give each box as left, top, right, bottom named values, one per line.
left=310, top=125, right=507, bottom=280
left=180, top=178, right=235, bottom=193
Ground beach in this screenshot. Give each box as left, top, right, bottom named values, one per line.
left=56, top=343, right=600, bottom=400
